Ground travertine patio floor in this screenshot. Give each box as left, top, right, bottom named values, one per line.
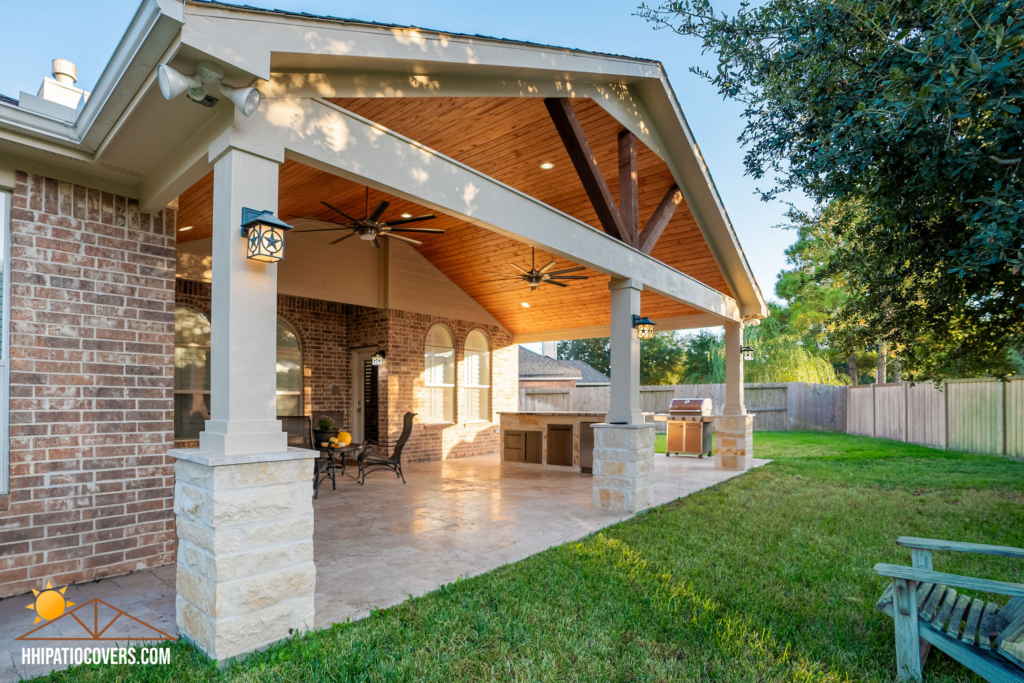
left=0, top=453, right=767, bottom=681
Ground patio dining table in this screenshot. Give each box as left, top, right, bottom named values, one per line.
left=313, top=443, right=365, bottom=498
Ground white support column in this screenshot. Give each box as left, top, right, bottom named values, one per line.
left=713, top=321, right=753, bottom=471
left=607, top=278, right=643, bottom=425
left=723, top=322, right=745, bottom=416
left=170, top=143, right=316, bottom=664
left=200, top=147, right=287, bottom=455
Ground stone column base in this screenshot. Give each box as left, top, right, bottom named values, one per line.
left=170, top=448, right=317, bottom=663
left=712, top=414, right=754, bottom=471
left=591, top=424, right=655, bottom=513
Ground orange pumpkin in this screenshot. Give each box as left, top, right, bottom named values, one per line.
left=335, top=430, right=352, bottom=447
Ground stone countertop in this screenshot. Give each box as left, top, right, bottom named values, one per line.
left=498, top=411, right=608, bottom=417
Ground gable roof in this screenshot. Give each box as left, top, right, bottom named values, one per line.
left=518, top=347, right=610, bottom=385
left=0, top=0, right=766, bottom=324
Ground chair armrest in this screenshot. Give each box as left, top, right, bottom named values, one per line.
left=897, top=537, right=1024, bottom=560
left=874, top=563, right=1024, bottom=597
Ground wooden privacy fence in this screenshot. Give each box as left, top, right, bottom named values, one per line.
left=519, top=382, right=848, bottom=432
left=846, top=378, right=1024, bottom=456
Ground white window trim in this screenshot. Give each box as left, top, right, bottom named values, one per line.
left=1, top=190, right=10, bottom=496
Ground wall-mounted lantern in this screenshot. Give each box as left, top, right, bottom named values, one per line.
left=632, top=315, right=656, bottom=340
left=241, top=208, right=293, bottom=263
left=741, top=345, right=755, bottom=362
left=371, top=350, right=386, bottom=366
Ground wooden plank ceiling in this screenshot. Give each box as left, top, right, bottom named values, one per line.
left=176, top=97, right=733, bottom=335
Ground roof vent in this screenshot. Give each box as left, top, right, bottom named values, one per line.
left=19, top=58, right=91, bottom=120
left=51, top=59, right=78, bottom=86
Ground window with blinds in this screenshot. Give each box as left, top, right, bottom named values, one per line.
left=424, top=325, right=455, bottom=423
left=464, top=330, right=490, bottom=422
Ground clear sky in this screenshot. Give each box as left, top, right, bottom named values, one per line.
left=0, top=0, right=812, bottom=303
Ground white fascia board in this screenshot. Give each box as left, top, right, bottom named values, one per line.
left=511, top=314, right=726, bottom=344
left=242, top=97, right=740, bottom=322
left=182, top=5, right=662, bottom=83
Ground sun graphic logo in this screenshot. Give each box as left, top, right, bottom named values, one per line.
left=26, top=581, right=74, bottom=625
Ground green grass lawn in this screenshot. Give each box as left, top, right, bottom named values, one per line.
left=49, top=432, right=1024, bottom=682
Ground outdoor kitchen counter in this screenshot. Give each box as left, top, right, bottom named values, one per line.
left=497, top=412, right=607, bottom=471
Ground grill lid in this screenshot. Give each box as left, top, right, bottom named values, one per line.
left=668, top=398, right=713, bottom=415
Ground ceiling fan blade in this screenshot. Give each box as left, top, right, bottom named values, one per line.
left=368, top=200, right=390, bottom=222
left=321, top=202, right=360, bottom=223
left=372, top=237, right=381, bottom=249
left=548, top=275, right=588, bottom=280
left=509, top=262, right=530, bottom=275
left=329, top=232, right=357, bottom=245
left=388, top=227, right=446, bottom=234
left=547, top=266, right=587, bottom=276
left=379, top=232, right=423, bottom=247
left=543, top=280, right=569, bottom=287
left=289, top=215, right=354, bottom=227
left=538, top=261, right=558, bottom=274
left=383, top=214, right=437, bottom=227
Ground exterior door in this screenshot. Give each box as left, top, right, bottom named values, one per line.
left=351, top=348, right=378, bottom=444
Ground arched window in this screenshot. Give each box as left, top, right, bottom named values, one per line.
left=464, top=330, right=490, bottom=422
left=174, top=305, right=211, bottom=440
left=276, top=318, right=303, bottom=416
left=424, top=325, right=455, bottom=423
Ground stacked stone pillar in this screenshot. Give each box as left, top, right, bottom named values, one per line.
left=173, top=453, right=315, bottom=659
left=591, top=424, right=656, bottom=512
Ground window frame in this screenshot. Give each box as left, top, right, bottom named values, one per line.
left=463, top=329, right=491, bottom=423
left=0, top=190, right=10, bottom=495
left=173, top=305, right=212, bottom=442
left=275, top=316, right=303, bottom=417
left=423, top=324, right=456, bottom=424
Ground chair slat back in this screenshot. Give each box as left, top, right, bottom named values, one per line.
left=279, top=415, right=313, bottom=450
left=391, top=412, right=416, bottom=462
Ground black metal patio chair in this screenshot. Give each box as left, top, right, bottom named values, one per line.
left=357, top=412, right=415, bottom=485
left=280, top=415, right=336, bottom=498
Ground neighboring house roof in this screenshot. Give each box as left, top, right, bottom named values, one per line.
left=558, top=359, right=611, bottom=386
left=518, top=347, right=610, bottom=386
left=519, top=347, right=581, bottom=381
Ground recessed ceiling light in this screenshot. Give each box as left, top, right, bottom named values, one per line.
left=520, top=302, right=531, bottom=308
left=179, top=226, right=193, bottom=232
left=539, top=162, right=555, bottom=170
left=400, top=213, right=412, bottom=218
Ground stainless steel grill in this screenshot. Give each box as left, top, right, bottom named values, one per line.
left=663, top=398, right=713, bottom=458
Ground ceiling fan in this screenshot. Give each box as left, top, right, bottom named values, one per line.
left=290, top=188, right=444, bottom=248
left=481, top=248, right=588, bottom=290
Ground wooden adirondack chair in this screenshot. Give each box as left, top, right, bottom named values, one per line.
left=875, top=537, right=1024, bottom=682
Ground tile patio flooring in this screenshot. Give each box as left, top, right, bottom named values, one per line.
left=0, top=453, right=767, bottom=681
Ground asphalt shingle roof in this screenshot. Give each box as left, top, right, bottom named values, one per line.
left=518, top=346, right=609, bottom=385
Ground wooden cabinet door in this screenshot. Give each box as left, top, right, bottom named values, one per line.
left=504, top=431, right=524, bottom=461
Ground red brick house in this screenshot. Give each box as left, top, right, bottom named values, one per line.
left=0, top=0, right=766, bottom=660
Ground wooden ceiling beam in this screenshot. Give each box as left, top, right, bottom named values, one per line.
left=638, top=185, right=684, bottom=255
left=544, top=98, right=632, bottom=246
left=618, top=130, right=639, bottom=247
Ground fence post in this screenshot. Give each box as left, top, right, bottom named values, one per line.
left=872, top=383, right=877, bottom=437
left=1004, top=380, right=1009, bottom=456
left=944, top=381, right=950, bottom=450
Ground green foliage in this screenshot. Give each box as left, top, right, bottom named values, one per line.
left=559, top=332, right=687, bottom=385
left=680, top=306, right=848, bottom=385
left=639, top=0, right=1024, bottom=381
left=681, top=330, right=726, bottom=383
left=316, top=416, right=334, bottom=431
left=557, top=338, right=609, bottom=376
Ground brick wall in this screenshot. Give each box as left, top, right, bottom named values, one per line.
left=379, top=309, right=516, bottom=463
left=0, top=172, right=177, bottom=598
left=173, top=282, right=517, bottom=464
